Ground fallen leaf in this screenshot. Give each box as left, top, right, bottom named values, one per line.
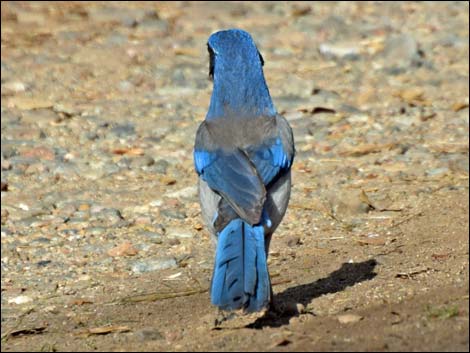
left=8, top=326, right=47, bottom=337
left=159, top=176, right=177, bottom=185
left=311, top=107, right=336, bottom=114
left=77, top=325, right=131, bottom=336
left=452, top=101, right=469, bottom=112
left=112, top=147, right=144, bottom=156
left=173, top=47, right=199, bottom=57
left=337, top=314, right=363, bottom=324
left=291, top=5, right=311, bottom=17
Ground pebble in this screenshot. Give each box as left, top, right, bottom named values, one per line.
left=8, top=295, right=33, bottom=305
left=150, top=159, right=169, bottom=174
left=109, top=123, right=136, bottom=137
left=139, top=231, right=163, bottom=244
left=381, top=34, right=422, bottom=70
left=160, top=209, right=187, bottom=220
left=166, top=227, right=194, bottom=239
left=165, top=186, right=198, bottom=199
left=337, top=313, right=364, bottom=324
left=319, top=42, right=361, bottom=60
left=135, top=328, right=164, bottom=341
left=131, top=257, right=178, bottom=274
left=2, top=81, right=27, bottom=95
left=130, top=155, right=155, bottom=169
left=426, top=167, right=450, bottom=177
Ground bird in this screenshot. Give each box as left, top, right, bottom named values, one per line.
left=194, top=29, right=295, bottom=313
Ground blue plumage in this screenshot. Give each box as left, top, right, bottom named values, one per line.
left=194, top=29, right=295, bottom=313
left=211, top=219, right=268, bottom=311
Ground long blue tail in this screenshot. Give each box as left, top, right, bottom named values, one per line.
left=211, top=219, right=270, bottom=312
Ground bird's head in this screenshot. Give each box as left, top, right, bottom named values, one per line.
left=205, top=29, right=274, bottom=119
left=207, top=29, right=264, bottom=81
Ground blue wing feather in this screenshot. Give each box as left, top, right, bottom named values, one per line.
left=194, top=148, right=265, bottom=225
left=247, top=137, right=291, bottom=185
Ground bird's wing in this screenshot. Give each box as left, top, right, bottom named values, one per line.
left=246, top=114, right=295, bottom=185
left=194, top=122, right=266, bottom=225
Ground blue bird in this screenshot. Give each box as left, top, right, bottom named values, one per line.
left=194, top=29, right=295, bottom=312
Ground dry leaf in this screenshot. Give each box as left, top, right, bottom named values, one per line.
left=77, top=325, right=131, bottom=336
left=159, top=176, right=177, bottom=185
left=112, top=147, right=144, bottom=156
left=452, top=101, right=469, bottom=112
left=173, top=47, right=199, bottom=57
left=8, top=326, right=47, bottom=337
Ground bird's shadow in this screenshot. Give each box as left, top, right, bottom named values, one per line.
left=247, top=259, right=378, bottom=329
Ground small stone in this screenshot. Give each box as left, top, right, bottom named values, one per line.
left=2, top=81, right=27, bottom=95
left=109, top=123, right=136, bottom=137
left=24, top=162, right=49, bottom=175
left=148, top=159, right=169, bottom=174
left=21, top=146, right=55, bottom=161
left=8, top=295, right=33, bottom=305
left=136, top=328, right=164, bottom=341
left=130, top=155, right=155, bottom=169
left=381, top=34, right=422, bottom=70
left=166, top=227, right=194, bottom=238
left=327, top=190, right=372, bottom=218
left=131, top=257, right=178, bottom=274
left=107, top=242, right=139, bottom=257
left=87, top=227, right=106, bottom=236
left=160, top=209, right=187, bottom=220
left=139, top=231, right=163, bottom=244
left=149, top=199, right=163, bottom=207
left=134, top=215, right=153, bottom=225
left=337, top=314, right=363, bottom=324
left=118, top=80, right=134, bottom=92
left=319, top=42, right=361, bottom=60
left=426, top=167, right=450, bottom=177
left=286, top=236, right=302, bottom=247
left=165, top=186, right=198, bottom=199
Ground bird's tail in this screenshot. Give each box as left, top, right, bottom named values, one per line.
left=211, top=218, right=270, bottom=312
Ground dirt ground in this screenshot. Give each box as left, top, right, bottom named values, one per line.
left=1, top=1, right=469, bottom=352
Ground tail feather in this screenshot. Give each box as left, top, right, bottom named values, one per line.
left=211, top=219, right=270, bottom=312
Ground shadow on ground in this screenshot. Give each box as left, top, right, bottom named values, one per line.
left=248, top=259, right=378, bottom=328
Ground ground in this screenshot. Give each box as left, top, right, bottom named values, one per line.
left=1, top=1, right=469, bottom=352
